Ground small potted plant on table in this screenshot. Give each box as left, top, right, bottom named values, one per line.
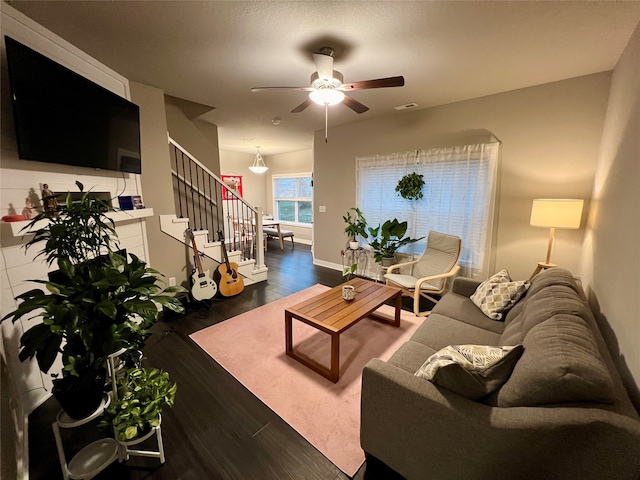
left=341, top=260, right=358, bottom=301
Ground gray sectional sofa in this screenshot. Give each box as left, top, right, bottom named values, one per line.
left=361, top=268, right=640, bottom=480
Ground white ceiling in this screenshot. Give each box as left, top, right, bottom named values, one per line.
left=8, top=1, right=640, bottom=155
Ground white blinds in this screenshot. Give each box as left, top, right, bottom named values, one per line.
left=356, top=143, right=499, bottom=279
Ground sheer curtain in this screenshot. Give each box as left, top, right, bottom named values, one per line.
left=356, top=143, right=500, bottom=279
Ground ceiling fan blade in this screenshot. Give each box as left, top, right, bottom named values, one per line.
left=341, top=76, right=405, bottom=91
left=312, top=51, right=334, bottom=80
left=291, top=98, right=313, bottom=113
left=251, top=86, right=314, bottom=92
left=343, top=95, right=369, bottom=114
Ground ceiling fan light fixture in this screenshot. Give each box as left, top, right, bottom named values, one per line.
left=309, top=89, right=345, bottom=106
left=249, top=146, right=268, bottom=174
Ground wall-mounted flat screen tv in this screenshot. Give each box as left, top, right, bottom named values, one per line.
left=4, top=36, right=142, bottom=174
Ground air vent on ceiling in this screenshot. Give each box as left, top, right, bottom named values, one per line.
left=393, top=102, right=418, bottom=111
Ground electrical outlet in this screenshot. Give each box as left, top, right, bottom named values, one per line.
left=169, top=277, right=176, bottom=287
left=319, top=205, right=326, bottom=213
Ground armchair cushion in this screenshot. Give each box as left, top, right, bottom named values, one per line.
left=470, top=269, right=530, bottom=320
left=383, top=273, right=440, bottom=291
left=415, top=344, right=524, bottom=400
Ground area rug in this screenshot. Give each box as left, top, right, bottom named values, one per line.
left=189, top=284, right=422, bottom=477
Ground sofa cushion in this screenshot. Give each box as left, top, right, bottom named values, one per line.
left=431, top=292, right=505, bottom=334
left=489, top=313, right=615, bottom=407
left=501, top=285, right=593, bottom=346
left=470, top=269, right=530, bottom=320
left=525, top=266, right=585, bottom=300
left=387, top=340, right=438, bottom=374
left=410, top=314, right=501, bottom=351
left=415, top=344, right=524, bottom=400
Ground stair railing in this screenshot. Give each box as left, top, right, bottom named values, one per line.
left=168, top=134, right=265, bottom=270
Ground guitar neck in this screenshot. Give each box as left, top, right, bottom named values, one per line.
left=219, top=235, right=232, bottom=270
left=223, top=246, right=231, bottom=269
left=190, top=238, right=205, bottom=275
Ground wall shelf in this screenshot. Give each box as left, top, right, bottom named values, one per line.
left=5, top=208, right=154, bottom=237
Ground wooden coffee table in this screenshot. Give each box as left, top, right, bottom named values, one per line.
left=285, top=278, right=402, bottom=383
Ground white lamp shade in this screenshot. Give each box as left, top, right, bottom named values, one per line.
left=249, top=148, right=268, bottom=174
left=530, top=199, right=583, bottom=229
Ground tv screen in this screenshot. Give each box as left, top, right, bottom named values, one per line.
left=4, top=36, right=142, bottom=174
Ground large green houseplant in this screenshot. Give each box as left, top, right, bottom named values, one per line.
left=1, top=182, right=185, bottom=418
left=367, top=218, right=424, bottom=265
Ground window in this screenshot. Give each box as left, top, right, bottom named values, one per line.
left=273, top=174, right=313, bottom=225
left=356, top=144, right=499, bottom=279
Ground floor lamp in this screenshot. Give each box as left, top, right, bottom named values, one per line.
left=529, top=199, right=583, bottom=279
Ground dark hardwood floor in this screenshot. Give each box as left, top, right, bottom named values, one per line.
left=28, top=242, right=406, bottom=480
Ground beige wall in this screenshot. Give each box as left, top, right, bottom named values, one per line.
left=580, top=22, right=640, bottom=409
left=130, top=85, right=228, bottom=288
left=313, top=73, right=611, bottom=280
left=162, top=100, right=223, bottom=283
left=130, top=81, right=192, bottom=286
left=164, top=100, right=220, bottom=177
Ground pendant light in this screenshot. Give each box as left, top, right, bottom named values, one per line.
left=249, top=146, right=268, bottom=174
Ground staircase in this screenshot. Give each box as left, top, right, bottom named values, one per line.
left=160, top=135, right=268, bottom=285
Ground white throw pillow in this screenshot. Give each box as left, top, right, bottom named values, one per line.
left=470, top=269, right=530, bottom=320
left=415, top=344, right=524, bottom=400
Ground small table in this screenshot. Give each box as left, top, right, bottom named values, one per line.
left=285, top=278, right=402, bottom=383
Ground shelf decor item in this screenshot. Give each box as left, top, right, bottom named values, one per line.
left=395, top=172, right=425, bottom=201
left=1, top=181, right=186, bottom=419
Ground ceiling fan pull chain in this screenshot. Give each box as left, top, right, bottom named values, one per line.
left=325, top=103, right=329, bottom=143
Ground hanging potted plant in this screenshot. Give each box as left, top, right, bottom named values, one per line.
left=342, top=207, right=368, bottom=249
left=395, top=172, right=425, bottom=201
left=1, top=182, right=185, bottom=419
left=367, top=218, right=424, bottom=267
left=99, top=366, right=176, bottom=443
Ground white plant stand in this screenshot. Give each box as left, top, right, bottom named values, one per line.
left=107, top=348, right=166, bottom=464
left=116, top=414, right=165, bottom=464
left=52, top=394, right=120, bottom=480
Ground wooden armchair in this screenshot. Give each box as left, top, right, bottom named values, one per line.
left=384, top=230, right=462, bottom=316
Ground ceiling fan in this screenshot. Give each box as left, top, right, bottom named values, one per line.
left=250, top=47, right=405, bottom=141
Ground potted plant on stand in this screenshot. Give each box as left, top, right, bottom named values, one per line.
left=342, top=207, right=368, bottom=250
left=1, top=182, right=185, bottom=419
left=99, top=366, right=176, bottom=444
left=367, top=218, right=424, bottom=267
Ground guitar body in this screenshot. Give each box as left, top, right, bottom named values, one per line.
left=214, top=230, right=245, bottom=297
left=190, top=268, right=217, bottom=301
left=214, top=262, right=245, bottom=297
left=185, top=228, right=217, bottom=301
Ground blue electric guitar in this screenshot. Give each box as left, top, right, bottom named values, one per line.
left=185, top=228, right=217, bottom=301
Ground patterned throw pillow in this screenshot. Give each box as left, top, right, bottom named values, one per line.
left=470, top=269, right=530, bottom=320
left=415, top=344, right=524, bottom=400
